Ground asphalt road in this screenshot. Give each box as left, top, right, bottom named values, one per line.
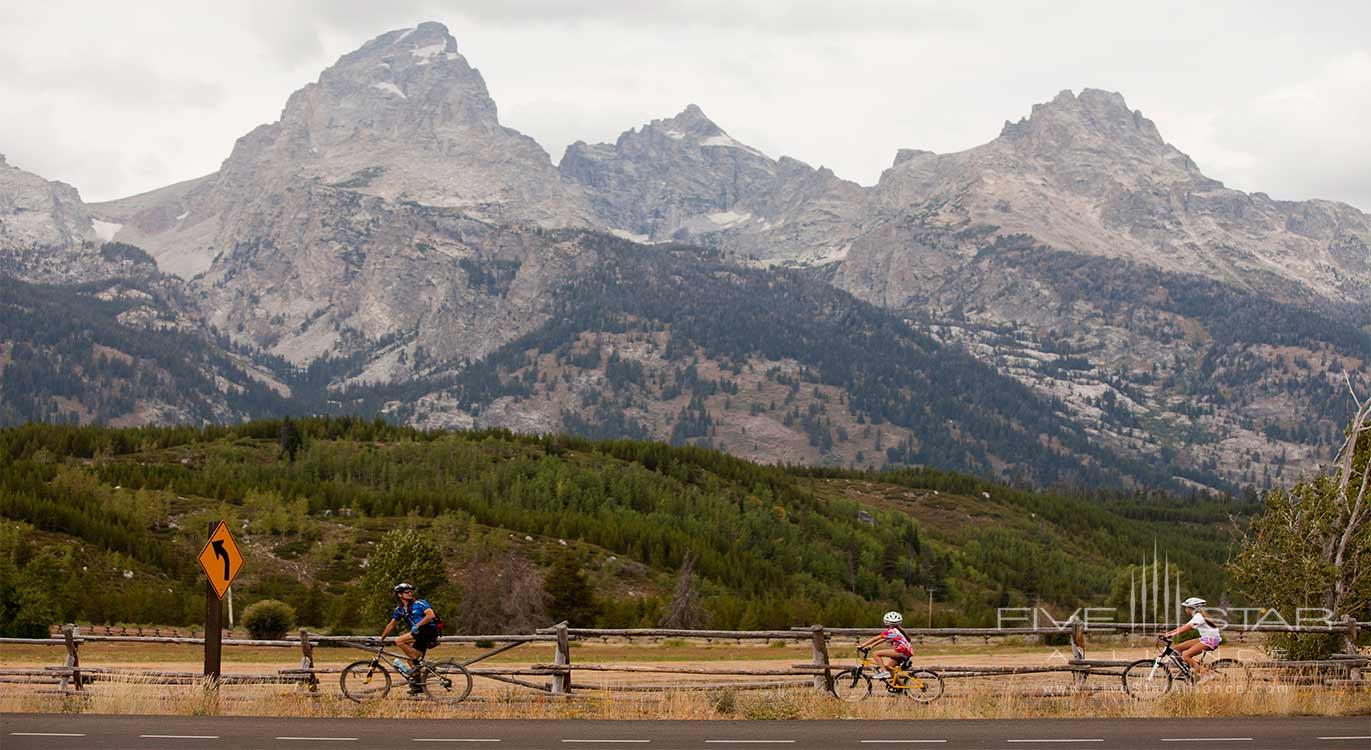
left=2, top=715, right=1368, bottom=749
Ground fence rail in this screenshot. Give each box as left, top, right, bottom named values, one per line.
left=8, top=619, right=1365, bottom=696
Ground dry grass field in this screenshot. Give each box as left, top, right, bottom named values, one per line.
left=2, top=636, right=1366, bottom=720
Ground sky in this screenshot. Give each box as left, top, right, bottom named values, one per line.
left=1, top=1, right=1368, bottom=211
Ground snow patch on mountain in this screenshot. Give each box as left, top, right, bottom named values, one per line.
left=91, top=219, right=122, bottom=242
left=700, top=134, right=764, bottom=156
left=707, top=210, right=751, bottom=227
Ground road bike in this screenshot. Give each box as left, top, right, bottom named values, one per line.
left=338, top=640, right=473, bottom=704
left=828, top=646, right=945, bottom=703
left=1122, top=636, right=1249, bottom=699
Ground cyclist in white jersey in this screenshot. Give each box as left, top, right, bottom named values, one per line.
left=1161, top=596, right=1222, bottom=678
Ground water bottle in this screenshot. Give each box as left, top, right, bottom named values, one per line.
left=392, top=658, right=411, bottom=676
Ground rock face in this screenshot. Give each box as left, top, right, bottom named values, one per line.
left=561, top=105, right=866, bottom=265
left=0, top=154, right=95, bottom=251
left=0, top=154, right=163, bottom=283
left=838, top=89, right=1371, bottom=307
left=92, top=22, right=592, bottom=279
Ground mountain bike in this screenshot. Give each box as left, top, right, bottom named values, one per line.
left=1122, top=635, right=1249, bottom=699
left=829, top=646, right=945, bottom=703
left=338, top=640, right=473, bottom=703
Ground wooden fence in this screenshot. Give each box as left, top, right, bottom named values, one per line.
left=3, top=618, right=1366, bottom=696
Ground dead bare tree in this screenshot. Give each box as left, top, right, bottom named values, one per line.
left=458, top=552, right=549, bottom=635
left=658, top=550, right=705, bottom=629
left=1327, top=378, right=1371, bottom=619
left=1230, top=381, right=1371, bottom=652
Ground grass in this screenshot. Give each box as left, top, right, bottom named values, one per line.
left=5, top=637, right=1363, bottom=720
left=1, top=680, right=1366, bottom=721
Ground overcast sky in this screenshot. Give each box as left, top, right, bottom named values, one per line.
left=2, top=1, right=1368, bottom=210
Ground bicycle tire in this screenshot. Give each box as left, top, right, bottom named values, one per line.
left=828, top=668, right=872, bottom=702
left=340, top=660, right=392, bottom=703
left=417, top=659, right=474, bottom=704
left=1122, top=658, right=1172, bottom=700
left=1207, top=658, right=1250, bottom=692
left=899, top=669, right=945, bottom=703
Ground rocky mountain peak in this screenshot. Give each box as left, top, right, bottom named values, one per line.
left=93, top=21, right=591, bottom=278
left=999, top=88, right=1166, bottom=151
left=645, top=103, right=726, bottom=139
left=273, top=21, right=497, bottom=152
left=0, top=156, right=94, bottom=253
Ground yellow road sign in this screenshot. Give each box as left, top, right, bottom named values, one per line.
left=197, top=520, right=244, bottom=600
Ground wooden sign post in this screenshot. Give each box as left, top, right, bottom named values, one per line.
left=197, top=520, right=244, bottom=679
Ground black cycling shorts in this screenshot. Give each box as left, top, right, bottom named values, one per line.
left=412, top=624, right=440, bottom=651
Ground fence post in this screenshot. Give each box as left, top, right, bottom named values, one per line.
left=810, top=625, right=832, bottom=693
left=299, top=628, right=318, bottom=692
left=59, top=624, right=81, bottom=692
left=1070, top=618, right=1086, bottom=690
left=1345, top=615, right=1362, bottom=687
left=551, top=622, right=572, bottom=695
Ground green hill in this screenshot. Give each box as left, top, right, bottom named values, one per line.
left=0, top=419, right=1254, bottom=636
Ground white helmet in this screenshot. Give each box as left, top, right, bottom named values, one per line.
left=883, top=611, right=903, bottom=625
left=1181, top=597, right=1206, bottom=608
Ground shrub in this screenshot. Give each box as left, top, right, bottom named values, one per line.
left=708, top=688, right=737, bottom=715
left=242, top=599, right=296, bottom=640
left=739, top=690, right=803, bottom=720
left=1269, top=632, right=1341, bottom=661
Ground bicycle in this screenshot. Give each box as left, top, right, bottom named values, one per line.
left=338, top=640, right=473, bottom=704
left=1122, top=635, right=1249, bottom=700
left=828, top=646, right=945, bottom=703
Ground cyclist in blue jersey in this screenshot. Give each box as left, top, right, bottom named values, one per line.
left=379, top=582, right=440, bottom=691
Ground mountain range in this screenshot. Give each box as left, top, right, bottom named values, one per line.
left=2, top=21, right=1368, bottom=492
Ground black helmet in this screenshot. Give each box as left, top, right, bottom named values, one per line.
left=393, top=582, right=415, bottom=594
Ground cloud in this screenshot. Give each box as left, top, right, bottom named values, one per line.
left=0, top=0, right=1367, bottom=213
left=1212, top=52, right=1371, bottom=210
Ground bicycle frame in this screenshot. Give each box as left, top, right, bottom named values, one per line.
left=854, top=648, right=917, bottom=688
left=1151, top=642, right=1207, bottom=682
left=345, top=641, right=443, bottom=683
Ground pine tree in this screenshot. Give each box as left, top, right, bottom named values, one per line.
left=279, top=418, right=302, bottom=463
left=544, top=552, right=598, bottom=626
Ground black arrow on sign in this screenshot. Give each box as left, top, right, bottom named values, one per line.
left=211, top=540, right=230, bottom=581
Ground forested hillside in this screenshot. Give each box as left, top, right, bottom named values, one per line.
left=357, top=234, right=1224, bottom=491
left=0, top=274, right=289, bottom=425
left=0, top=419, right=1253, bottom=636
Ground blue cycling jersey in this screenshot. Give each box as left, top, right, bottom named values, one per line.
left=391, top=599, right=434, bottom=630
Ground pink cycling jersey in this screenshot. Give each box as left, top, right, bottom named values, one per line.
left=883, top=627, right=914, bottom=656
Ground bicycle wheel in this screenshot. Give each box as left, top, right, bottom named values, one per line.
left=1122, top=659, right=1172, bottom=700
left=1206, top=658, right=1250, bottom=692
left=340, top=660, right=392, bottom=703
left=898, top=669, right=945, bottom=703
left=828, top=668, right=872, bottom=702
left=417, top=659, right=474, bottom=704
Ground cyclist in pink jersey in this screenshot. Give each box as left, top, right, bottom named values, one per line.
left=856, top=611, right=915, bottom=679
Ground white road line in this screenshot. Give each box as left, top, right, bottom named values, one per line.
left=414, top=741, right=503, bottom=744
left=276, top=738, right=360, bottom=742
left=1160, top=740, right=1252, bottom=743
left=561, top=742, right=651, bottom=744
left=705, top=742, right=797, bottom=745
left=860, top=742, right=948, bottom=745
left=1007, top=741, right=1103, bottom=744
left=1317, top=739, right=1371, bottom=742
left=10, top=733, right=87, bottom=737
left=141, top=735, right=220, bottom=740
